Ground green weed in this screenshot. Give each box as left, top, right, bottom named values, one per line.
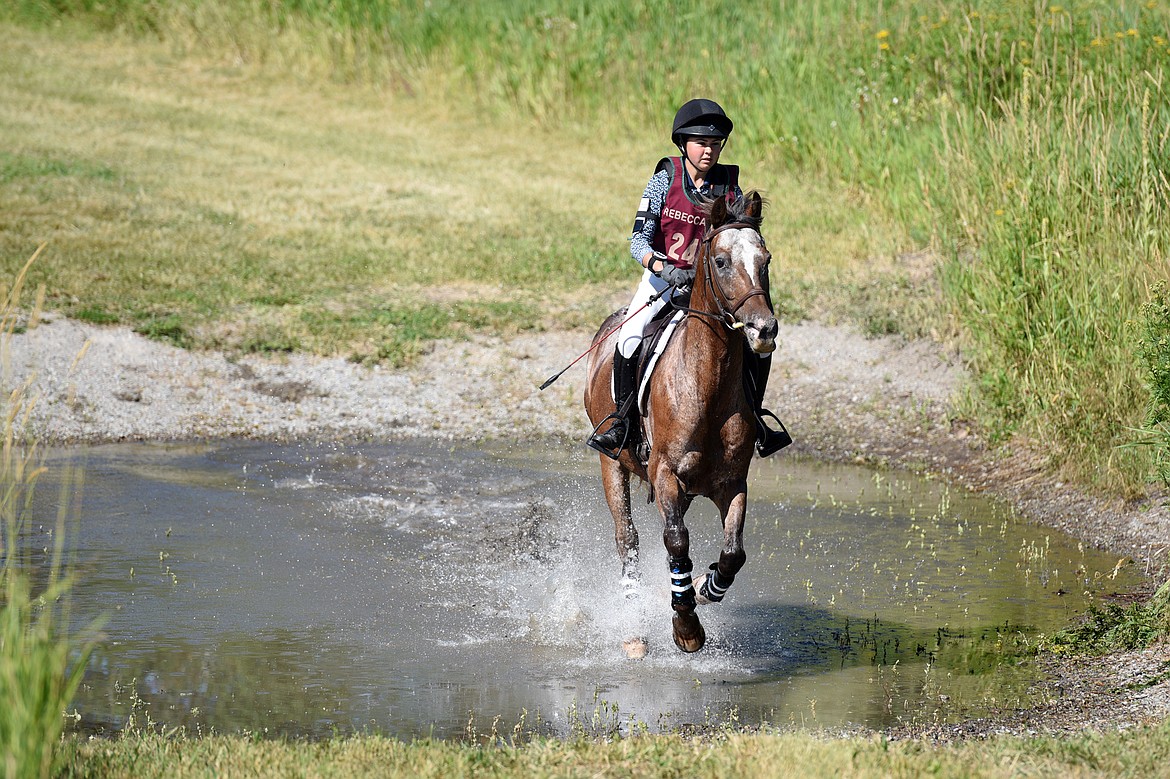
left=1046, top=580, right=1170, bottom=655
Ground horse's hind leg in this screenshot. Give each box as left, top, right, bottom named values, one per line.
left=695, top=480, right=748, bottom=606
left=601, top=458, right=649, bottom=659
left=600, top=457, right=640, bottom=588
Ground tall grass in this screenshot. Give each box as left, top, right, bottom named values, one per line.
left=0, top=250, right=99, bottom=779
left=1139, top=282, right=1170, bottom=486
left=5, top=0, right=1170, bottom=491
left=935, top=54, right=1170, bottom=492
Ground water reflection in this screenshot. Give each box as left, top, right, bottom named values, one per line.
left=31, top=439, right=1140, bottom=738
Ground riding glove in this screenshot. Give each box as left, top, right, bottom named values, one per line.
left=654, top=261, right=695, bottom=289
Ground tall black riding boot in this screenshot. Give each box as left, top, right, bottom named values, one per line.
left=747, top=352, right=793, bottom=457
left=588, top=345, right=640, bottom=459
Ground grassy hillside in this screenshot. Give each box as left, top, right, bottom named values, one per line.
left=4, top=1, right=1170, bottom=493
left=0, top=17, right=904, bottom=363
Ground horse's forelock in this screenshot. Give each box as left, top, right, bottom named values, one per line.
left=703, top=191, right=765, bottom=231
left=728, top=191, right=765, bottom=229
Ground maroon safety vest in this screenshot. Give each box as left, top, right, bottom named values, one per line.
left=651, top=157, right=739, bottom=270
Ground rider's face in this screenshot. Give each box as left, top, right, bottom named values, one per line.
left=684, top=137, right=723, bottom=173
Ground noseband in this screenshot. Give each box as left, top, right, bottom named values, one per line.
left=697, top=222, right=771, bottom=330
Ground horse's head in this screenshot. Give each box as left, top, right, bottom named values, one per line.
left=698, top=191, right=778, bottom=354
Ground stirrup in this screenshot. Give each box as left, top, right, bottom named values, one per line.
left=754, top=409, right=792, bottom=457
left=587, top=414, right=629, bottom=460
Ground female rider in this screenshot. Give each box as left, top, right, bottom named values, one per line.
left=588, top=98, right=790, bottom=459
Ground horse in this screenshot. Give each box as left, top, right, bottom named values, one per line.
left=583, top=191, right=779, bottom=654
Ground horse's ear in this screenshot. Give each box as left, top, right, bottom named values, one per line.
left=745, top=191, right=763, bottom=219
left=709, top=195, right=728, bottom=227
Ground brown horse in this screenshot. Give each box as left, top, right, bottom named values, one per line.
left=583, top=191, right=778, bottom=653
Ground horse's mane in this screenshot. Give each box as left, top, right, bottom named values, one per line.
left=702, top=190, right=766, bottom=231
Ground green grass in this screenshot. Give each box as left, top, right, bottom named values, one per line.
left=52, top=722, right=1170, bottom=779
left=0, top=11, right=911, bottom=364
left=1137, top=282, right=1170, bottom=487
left=1046, top=580, right=1170, bottom=656
left=3, top=1, right=1170, bottom=494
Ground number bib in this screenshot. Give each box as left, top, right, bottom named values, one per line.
left=651, top=157, right=739, bottom=270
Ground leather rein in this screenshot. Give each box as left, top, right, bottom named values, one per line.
left=673, top=221, right=771, bottom=331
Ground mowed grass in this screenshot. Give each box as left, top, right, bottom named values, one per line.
left=57, top=722, right=1170, bottom=779
left=0, top=22, right=907, bottom=366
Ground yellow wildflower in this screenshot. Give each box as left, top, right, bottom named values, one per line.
left=880, top=42, right=890, bottom=51
left=1128, top=28, right=1139, bottom=37
left=1049, top=4, right=1063, bottom=12
left=876, top=29, right=890, bottom=39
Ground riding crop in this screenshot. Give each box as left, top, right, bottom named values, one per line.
left=538, top=287, right=676, bottom=391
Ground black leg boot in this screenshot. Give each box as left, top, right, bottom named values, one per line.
left=747, top=352, right=792, bottom=457
left=588, top=345, right=640, bottom=459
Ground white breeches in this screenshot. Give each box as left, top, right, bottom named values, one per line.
left=616, top=270, right=681, bottom=358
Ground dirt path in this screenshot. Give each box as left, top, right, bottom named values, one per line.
left=7, top=313, right=1170, bottom=735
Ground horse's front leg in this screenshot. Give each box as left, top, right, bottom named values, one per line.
left=656, top=472, right=704, bottom=652
left=694, top=479, right=748, bottom=606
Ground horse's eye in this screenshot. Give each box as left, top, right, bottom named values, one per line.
left=714, top=255, right=728, bottom=269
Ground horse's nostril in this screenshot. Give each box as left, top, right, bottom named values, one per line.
left=756, top=319, right=778, bottom=341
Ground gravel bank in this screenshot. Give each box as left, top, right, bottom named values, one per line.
left=8, top=312, right=1170, bottom=736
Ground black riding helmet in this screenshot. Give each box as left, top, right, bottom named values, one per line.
left=671, top=98, right=734, bottom=147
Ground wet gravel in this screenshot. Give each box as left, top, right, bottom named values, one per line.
left=6, top=312, right=1169, bottom=738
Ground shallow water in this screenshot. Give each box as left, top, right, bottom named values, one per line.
left=36, top=440, right=1140, bottom=738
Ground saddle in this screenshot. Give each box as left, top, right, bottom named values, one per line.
left=617, top=299, right=784, bottom=465
left=613, top=304, right=688, bottom=464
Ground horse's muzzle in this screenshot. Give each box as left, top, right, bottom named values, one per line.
left=744, top=317, right=779, bottom=354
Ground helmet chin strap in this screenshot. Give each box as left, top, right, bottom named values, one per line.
left=677, top=139, right=725, bottom=186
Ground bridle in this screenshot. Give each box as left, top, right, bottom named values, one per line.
left=675, top=221, right=771, bottom=332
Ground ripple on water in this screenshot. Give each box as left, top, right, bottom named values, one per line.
left=41, top=439, right=1146, bottom=738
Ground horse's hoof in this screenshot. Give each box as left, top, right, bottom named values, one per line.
left=672, top=612, right=706, bottom=653
left=622, top=637, right=649, bottom=660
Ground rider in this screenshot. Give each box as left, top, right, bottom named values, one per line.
left=587, top=98, right=791, bottom=460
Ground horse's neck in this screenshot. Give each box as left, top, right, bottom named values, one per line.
left=678, top=273, right=743, bottom=392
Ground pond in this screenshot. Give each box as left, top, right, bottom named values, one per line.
left=38, top=440, right=1140, bottom=738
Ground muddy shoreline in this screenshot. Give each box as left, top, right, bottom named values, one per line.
left=7, top=313, right=1169, bottom=737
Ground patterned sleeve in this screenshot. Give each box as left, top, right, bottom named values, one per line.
left=628, top=170, right=670, bottom=264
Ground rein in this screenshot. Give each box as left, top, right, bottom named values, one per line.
left=670, top=221, right=770, bottom=331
